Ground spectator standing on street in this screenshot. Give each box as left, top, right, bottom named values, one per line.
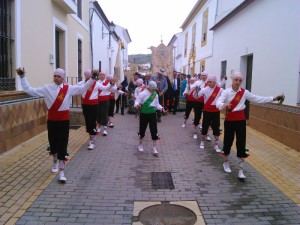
left=150, top=68, right=168, bottom=122
left=216, top=72, right=284, bottom=180
left=108, top=81, right=124, bottom=128
left=16, top=67, right=95, bottom=182
left=115, top=76, right=128, bottom=115
left=169, top=70, right=181, bottom=115
left=134, top=81, right=165, bottom=156
left=128, top=72, right=139, bottom=114
left=143, top=73, right=151, bottom=86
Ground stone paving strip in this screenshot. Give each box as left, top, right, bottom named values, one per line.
left=0, top=127, right=88, bottom=225
left=219, top=119, right=300, bottom=206
left=1, top=114, right=300, bottom=225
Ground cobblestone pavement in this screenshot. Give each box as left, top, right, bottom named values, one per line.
left=1, top=111, right=299, bottom=225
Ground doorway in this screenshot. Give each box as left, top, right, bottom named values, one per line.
left=245, top=55, right=253, bottom=120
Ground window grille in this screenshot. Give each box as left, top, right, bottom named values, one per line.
left=0, top=0, right=15, bottom=90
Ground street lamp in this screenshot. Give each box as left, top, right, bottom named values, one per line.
left=102, top=21, right=116, bottom=74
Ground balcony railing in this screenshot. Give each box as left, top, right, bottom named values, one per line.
left=52, top=0, right=77, bottom=14
left=0, top=78, right=15, bottom=90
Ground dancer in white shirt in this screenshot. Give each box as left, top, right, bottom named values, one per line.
left=216, top=72, right=284, bottom=180
left=16, top=67, right=94, bottom=182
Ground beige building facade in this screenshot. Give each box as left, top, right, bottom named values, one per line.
left=15, top=0, right=90, bottom=89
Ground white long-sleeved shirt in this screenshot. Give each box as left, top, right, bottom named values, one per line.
left=20, top=77, right=93, bottom=110
left=216, top=87, right=273, bottom=111
left=190, top=79, right=205, bottom=90
left=98, top=79, right=113, bottom=96
left=77, top=79, right=112, bottom=100
left=134, top=85, right=146, bottom=99
left=197, top=85, right=224, bottom=105
left=134, top=89, right=163, bottom=111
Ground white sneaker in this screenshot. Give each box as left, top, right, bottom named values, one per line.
left=58, top=171, right=67, bottom=182
left=193, top=133, right=197, bottom=139
left=223, top=162, right=232, bottom=173
left=199, top=124, right=202, bottom=130
left=153, top=147, right=158, bottom=156
left=108, top=122, right=114, bottom=128
left=199, top=141, right=205, bottom=149
left=214, top=144, right=221, bottom=153
left=206, top=135, right=211, bottom=141
left=138, top=145, right=144, bottom=152
left=51, top=162, right=58, bottom=173
left=103, top=129, right=108, bottom=136
left=88, top=143, right=95, bottom=150
left=96, top=128, right=101, bottom=134
left=182, top=123, right=186, bottom=128
left=238, top=170, right=246, bottom=179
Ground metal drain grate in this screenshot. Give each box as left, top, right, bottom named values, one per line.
left=139, top=203, right=197, bottom=225
left=151, top=172, right=174, bottom=189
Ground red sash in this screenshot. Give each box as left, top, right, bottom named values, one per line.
left=197, top=82, right=208, bottom=102
left=204, top=86, right=221, bottom=112
left=187, top=89, right=196, bottom=101
left=48, top=84, right=69, bottom=121
left=225, top=88, right=245, bottom=121
left=82, top=81, right=97, bottom=105
left=98, top=80, right=110, bottom=102
left=109, top=92, right=115, bottom=100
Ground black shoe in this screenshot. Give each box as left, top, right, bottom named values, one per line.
left=115, top=110, right=119, bottom=114
left=157, top=118, right=161, bottom=122
left=121, top=112, right=124, bottom=115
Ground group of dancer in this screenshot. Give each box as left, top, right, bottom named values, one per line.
left=16, top=68, right=123, bottom=182
left=16, top=67, right=284, bottom=182
left=180, top=71, right=284, bottom=180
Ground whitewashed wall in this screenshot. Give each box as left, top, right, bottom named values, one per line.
left=181, top=0, right=217, bottom=75
left=211, top=0, right=300, bottom=105
left=90, top=13, right=110, bottom=73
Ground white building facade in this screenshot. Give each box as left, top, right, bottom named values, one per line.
left=172, top=0, right=300, bottom=106
left=89, top=1, right=131, bottom=76
left=180, top=0, right=218, bottom=76
left=12, top=0, right=90, bottom=89
left=211, top=0, right=300, bottom=106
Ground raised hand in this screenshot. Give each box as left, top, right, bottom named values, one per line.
left=16, top=67, right=26, bottom=77
left=273, top=94, right=285, bottom=104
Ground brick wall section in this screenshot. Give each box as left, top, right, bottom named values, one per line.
left=0, top=98, right=47, bottom=154
left=0, top=91, right=29, bottom=102
left=249, top=103, right=300, bottom=151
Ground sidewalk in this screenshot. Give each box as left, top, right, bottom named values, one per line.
left=0, top=112, right=299, bottom=225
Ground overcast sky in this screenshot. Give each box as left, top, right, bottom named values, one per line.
left=97, top=0, right=198, bottom=55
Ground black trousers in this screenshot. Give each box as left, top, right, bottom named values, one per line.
left=47, top=120, right=69, bottom=160
left=82, top=104, right=97, bottom=135
left=115, top=94, right=126, bottom=114
left=156, top=95, right=164, bottom=119
left=108, top=99, right=115, bottom=117
left=223, top=120, right=247, bottom=158
left=97, top=100, right=109, bottom=126
left=139, top=113, right=158, bottom=140
left=184, top=101, right=203, bottom=126
left=169, top=90, right=179, bottom=112
left=201, top=111, right=220, bottom=136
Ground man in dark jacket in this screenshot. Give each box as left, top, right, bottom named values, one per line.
left=115, top=76, right=128, bottom=115
left=150, top=68, right=168, bottom=122
left=169, top=70, right=181, bottom=114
